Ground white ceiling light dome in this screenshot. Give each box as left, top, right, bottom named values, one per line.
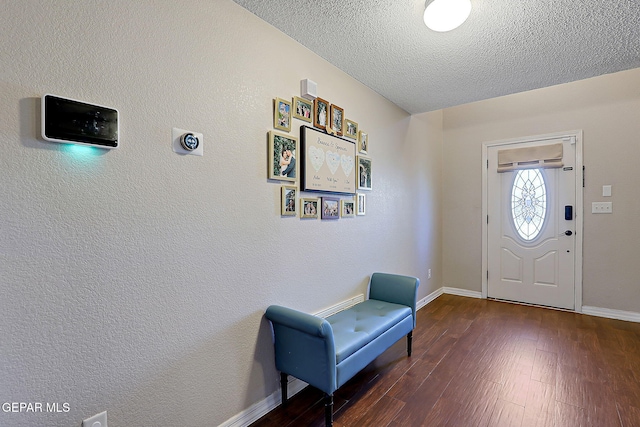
left=424, top=0, right=472, bottom=32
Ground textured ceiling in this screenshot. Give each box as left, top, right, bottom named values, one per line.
left=232, top=0, right=640, bottom=114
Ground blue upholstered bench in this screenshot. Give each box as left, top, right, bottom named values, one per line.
left=265, top=272, right=420, bottom=426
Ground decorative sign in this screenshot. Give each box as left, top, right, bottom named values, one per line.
left=300, top=126, right=356, bottom=194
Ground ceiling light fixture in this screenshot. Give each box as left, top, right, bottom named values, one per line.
left=423, top=0, right=472, bottom=32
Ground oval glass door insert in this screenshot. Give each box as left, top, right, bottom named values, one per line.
left=511, top=168, right=547, bottom=241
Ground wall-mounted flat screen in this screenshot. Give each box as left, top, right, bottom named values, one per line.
left=42, top=94, right=119, bottom=148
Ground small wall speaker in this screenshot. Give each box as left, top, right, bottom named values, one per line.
left=301, top=79, right=317, bottom=101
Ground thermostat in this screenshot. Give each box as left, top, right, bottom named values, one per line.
left=172, top=128, right=203, bottom=156
left=180, top=133, right=199, bottom=151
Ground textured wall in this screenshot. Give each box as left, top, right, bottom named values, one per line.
left=442, top=67, right=640, bottom=313
left=0, top=1, right=442, bottom=426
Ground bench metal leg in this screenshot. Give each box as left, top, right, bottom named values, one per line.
left=280, top=373, right=288, bottom=406
left=407, top=331, right=413, bottom=356
left=324, top=393, right=333, bottom=427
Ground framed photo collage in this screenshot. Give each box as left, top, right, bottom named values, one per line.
left=269, top=85, right=372, bottom=220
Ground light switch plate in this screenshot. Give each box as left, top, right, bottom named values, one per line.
left=592, top=202, right=612, bottom=214
left=83, top=411, right=107, bottom=427
left=603, top=185, right=612, bottom=197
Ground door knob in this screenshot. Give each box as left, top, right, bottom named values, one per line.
left=564, top=230, right=573, bottom=236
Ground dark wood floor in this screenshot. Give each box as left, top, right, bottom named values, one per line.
left=250, top=294, right=640, bottom=427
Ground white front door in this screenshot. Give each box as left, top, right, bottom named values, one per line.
left=486, top=137, right=577, bottom=310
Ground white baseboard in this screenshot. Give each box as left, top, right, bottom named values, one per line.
left=416, top=287, right=443, bottom=310
left=415, top=287, right=482, bottom=312
left=218, top=390, right=280, bottom=427
left=443, top=287, right=483, bottom=299
left=582, top=306, right=640, bottom=323
left=315, top=294, right=364, bottom=318
left=219, top=378, right=307, bottom=427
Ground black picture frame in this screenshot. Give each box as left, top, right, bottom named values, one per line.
left=300, top=125, right=356, bottom=194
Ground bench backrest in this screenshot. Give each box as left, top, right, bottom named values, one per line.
left=369, top=272, right=420, bottom=328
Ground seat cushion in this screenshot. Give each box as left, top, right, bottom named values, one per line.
left=326, top=299, right=412, bottom=364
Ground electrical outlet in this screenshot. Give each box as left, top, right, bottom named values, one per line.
left=592, top=202, right=612, bottom=214
left=428, top=269, right=432, bottom=279
left=83, top=411, right=107, bottom=427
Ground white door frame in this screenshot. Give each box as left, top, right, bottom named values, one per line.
left=481, top=130, right=584, bottom=312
